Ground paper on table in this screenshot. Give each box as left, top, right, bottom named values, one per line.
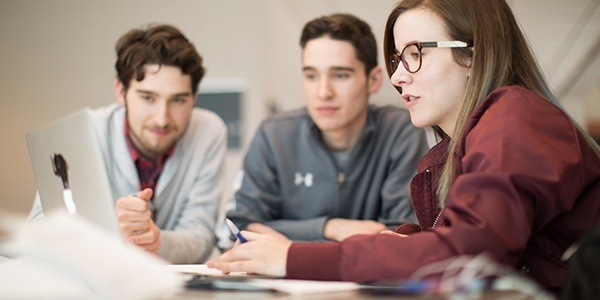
left=163, top=263, right=246, bottom=276
left=247, top=278, right=360, bottom=295
left=0, top=211, right=187, bottom=299
left=163, top=264, right=360, bottom=295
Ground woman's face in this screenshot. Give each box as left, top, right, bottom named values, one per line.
left=390, top=8, right=471, bottom=138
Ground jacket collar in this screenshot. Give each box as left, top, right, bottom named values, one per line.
left=308, top=105, right=376, bottom=145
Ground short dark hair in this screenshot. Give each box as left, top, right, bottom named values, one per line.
left=115, top=24, right=205, bottom=94
left=300, top=13, right=378, bottom=74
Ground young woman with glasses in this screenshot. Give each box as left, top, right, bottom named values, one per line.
left=209, top=0, right=600, bottom=293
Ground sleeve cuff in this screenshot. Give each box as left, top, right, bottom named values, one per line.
left=286, top=241, right=342, bottom=281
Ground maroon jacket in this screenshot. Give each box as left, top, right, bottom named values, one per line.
left=286, top=86, right=600, bottom=289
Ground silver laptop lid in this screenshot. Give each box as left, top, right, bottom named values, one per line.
left=26, top=108, right=121, bottom=238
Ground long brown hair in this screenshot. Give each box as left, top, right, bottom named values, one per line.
left=383, top=0, right=600, bottom=205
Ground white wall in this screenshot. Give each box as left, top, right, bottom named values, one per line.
left=1, top=0, right=599, bottom=218
left=0, top=0, right=400, bottom=216
left=0, top=0, right=268, bottom=215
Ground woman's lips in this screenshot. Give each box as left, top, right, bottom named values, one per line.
left=402, top=94, right=418, bottom=108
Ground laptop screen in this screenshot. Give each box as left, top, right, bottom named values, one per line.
left=26, top=108, right=121, bottom=239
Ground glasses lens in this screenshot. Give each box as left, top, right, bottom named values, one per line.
left=389, top=52, right=401, bottom=72
left=401, top=44, right=421, bottom=73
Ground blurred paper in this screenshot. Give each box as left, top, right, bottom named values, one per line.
left=163, top=264, right=359, bottom=295
left=163, top=264, right=246, bottom=276
left=0, top=211, right=186, bottom=299
left=245, top=278, right=360, bottom=295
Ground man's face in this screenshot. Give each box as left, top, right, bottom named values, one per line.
left=116, top=64, right=195, bottom=161
left=302, top=37, right=381, bottom=142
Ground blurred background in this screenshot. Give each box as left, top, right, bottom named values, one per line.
left=1, top=0, right=599, bottom=222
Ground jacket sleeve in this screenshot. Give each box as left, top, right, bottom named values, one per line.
left=227, top=124, right=330, bottom=241
left=288, top=89, right=592, bottom=286
left=158, top=115, right=228, bottom=264
left=227, top=125, right=283, bottom=230
left=378, top=116, right=428, bottom=227
left=262, top=217, right=329, bottom=241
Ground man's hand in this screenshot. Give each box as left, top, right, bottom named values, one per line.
left=324, top=218, right=388, bottom=241
left=115, top=188, right=161, bottom=255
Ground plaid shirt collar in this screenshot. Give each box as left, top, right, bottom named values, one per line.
left=123, top=119, right=175, bottom=192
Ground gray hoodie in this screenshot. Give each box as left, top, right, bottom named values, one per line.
left=227, top=105, right=428, bottom=241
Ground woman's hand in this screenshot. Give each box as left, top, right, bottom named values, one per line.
left=207, top=231, right=291, bottom=277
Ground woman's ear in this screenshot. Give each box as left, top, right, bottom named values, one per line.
left=466, top=47, right=474, bottom=78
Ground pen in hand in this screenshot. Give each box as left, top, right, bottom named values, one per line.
left=226, top=218, right=247, bottom=243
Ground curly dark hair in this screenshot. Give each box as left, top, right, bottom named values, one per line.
left=115, top=24, right=205, bottom=94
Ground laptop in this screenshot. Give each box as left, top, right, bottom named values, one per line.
left=25, top=108, right=121, bottom=238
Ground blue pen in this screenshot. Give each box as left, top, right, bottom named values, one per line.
left=226, top=218, right=247, bottom=243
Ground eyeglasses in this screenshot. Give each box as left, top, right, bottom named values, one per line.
left=390, top=41, right=471, bottom=74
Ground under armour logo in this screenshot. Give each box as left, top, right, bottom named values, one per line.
left=294, top=172, right=314, bottom=187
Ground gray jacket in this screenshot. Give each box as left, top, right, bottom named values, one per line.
left=227, top=105, right=429, bottom=241
left=28, top=103, right=228, bottom=263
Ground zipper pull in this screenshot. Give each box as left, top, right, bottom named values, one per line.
left=337, top=172, right=345, bottom=185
